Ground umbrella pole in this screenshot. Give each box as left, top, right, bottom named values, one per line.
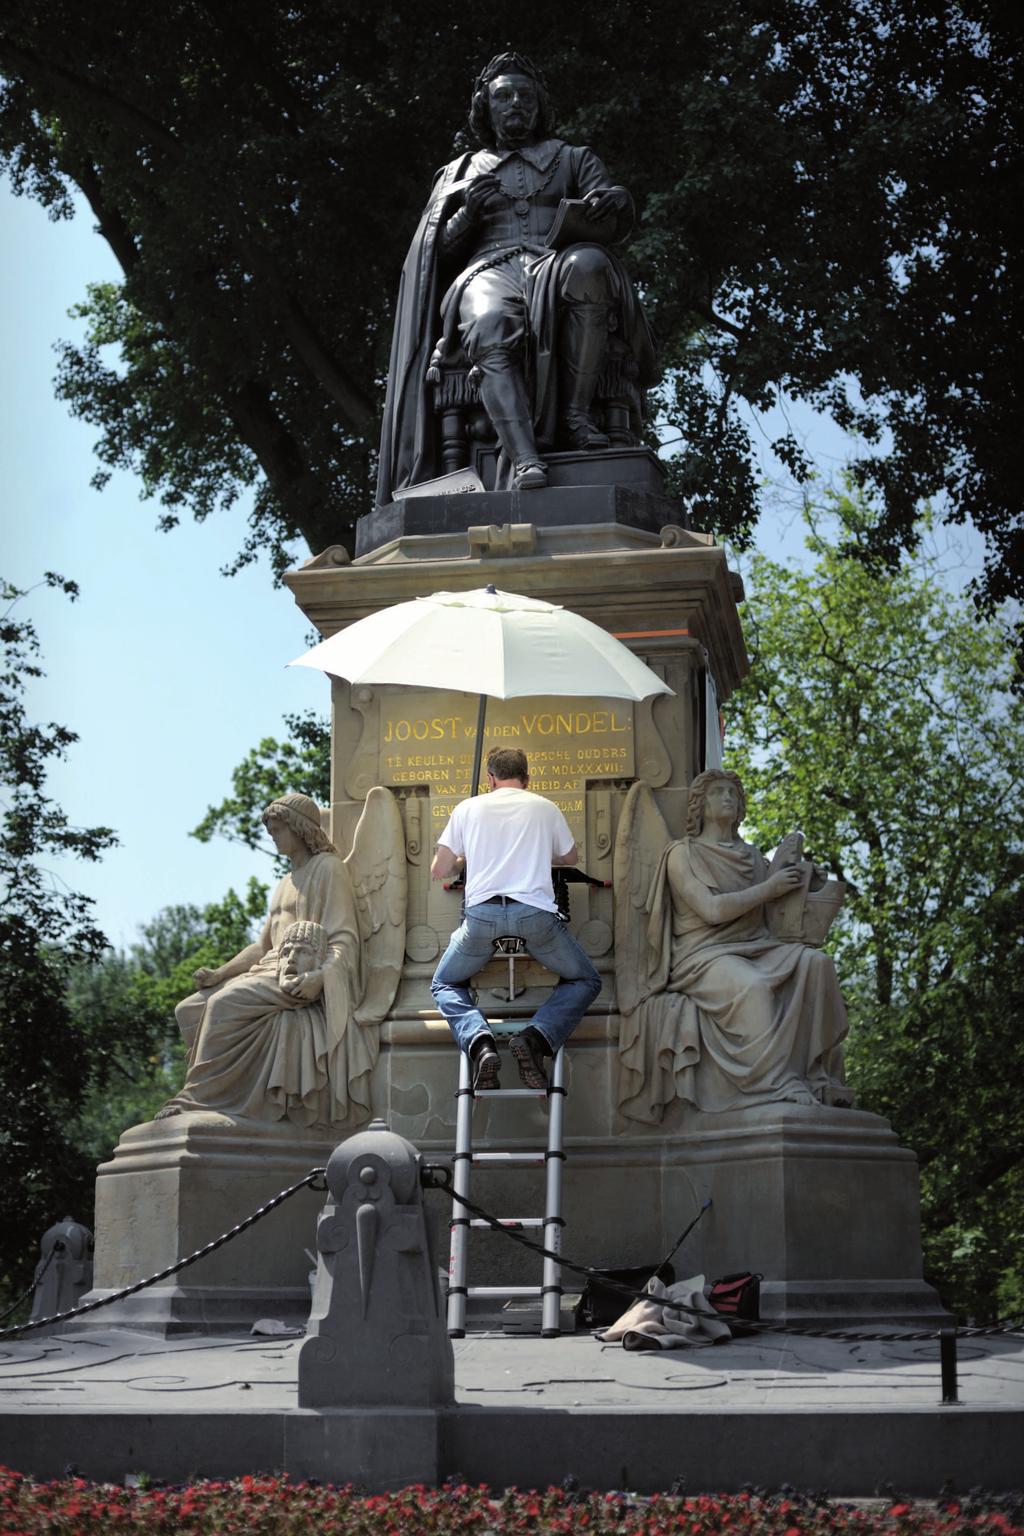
left=469, top=694, right=488, bottom=798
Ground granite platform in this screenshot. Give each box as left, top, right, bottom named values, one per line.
left=2, top=1322, right=1020, bottom=1495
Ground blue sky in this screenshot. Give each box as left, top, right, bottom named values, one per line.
left=2, top=186, right=326, bottom=947
left=2, top=180, right=983, bottom=950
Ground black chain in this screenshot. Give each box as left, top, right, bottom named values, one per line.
left=0, top=1168, right=327, bottom=1342
left=423, top=1166, right=1024, bottom=1344
left=0, top=1243, right=59, bottom=1326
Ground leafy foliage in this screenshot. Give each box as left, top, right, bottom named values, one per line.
left=0, top=1, right=1018, bottom=606
left=0, top=574, right=117, bottom=1311
left=0, top=576, right=268, bottom=1314
left=726, top=494, right=1024, bottom=1320
left=190, top=709, right=330, bottom=854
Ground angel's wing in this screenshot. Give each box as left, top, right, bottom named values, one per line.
left=344, top=786, right=408, bottom=1027
left=613, top=781, right=670, bottom=1016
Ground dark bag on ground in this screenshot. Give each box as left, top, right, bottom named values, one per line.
left=576, top=1263, right=675, bottom=1329
left=708, top=1271, right=762, bottom=1331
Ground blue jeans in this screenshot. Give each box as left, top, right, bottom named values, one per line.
left=431, top=900, right=602, bottom=1057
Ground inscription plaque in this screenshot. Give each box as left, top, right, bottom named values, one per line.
left=378, top=694, right=635, bottom=848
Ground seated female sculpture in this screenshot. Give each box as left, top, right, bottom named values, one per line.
left=613, top=772, right=850, bottom=1124
left=158, top=789, right=405, bottom=1129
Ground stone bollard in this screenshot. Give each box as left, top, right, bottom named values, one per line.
left=31, top=1217, right=94, bottom=1322
left=298, top=1119, right=454, bottom=1409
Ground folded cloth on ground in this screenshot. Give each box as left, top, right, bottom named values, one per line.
left=596, top=1273, right=732, bottom=1350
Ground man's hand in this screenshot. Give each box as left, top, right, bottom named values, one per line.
left=281, top=969, right=324, bottom=1002
left=465, top=172, right=503, bottom=218
left=584, top=186, right=630, bottom=223
left=765, top=866, right=804, bottom=900
left=193, top=966, right=222, bottom=990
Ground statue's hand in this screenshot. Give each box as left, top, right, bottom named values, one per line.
left=193, top=966, right=221, bottom=989
left=464, top=172, right=502, bottom=217
left=584, top=186, right=630, bottom=223
left=766, top=865, right=804, bottom=900
left=281, top=969, right=325, bottom=1002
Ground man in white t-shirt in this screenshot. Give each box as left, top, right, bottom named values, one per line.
left=430, top=745, right=602, bottom=1090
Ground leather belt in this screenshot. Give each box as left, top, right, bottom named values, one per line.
left=478, top=895, right=511, bottom=904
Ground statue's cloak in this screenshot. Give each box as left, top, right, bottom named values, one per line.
left=376, top=154, right=474, bottom=507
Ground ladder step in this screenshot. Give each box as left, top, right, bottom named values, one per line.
left=473, top=1087, right=549, bottom=1099
left=472, top=1151, right=545, bottom=1164
left=468, top=1217, right=543, bottom=1229
left=467, top=1285, right=544, bottom=1298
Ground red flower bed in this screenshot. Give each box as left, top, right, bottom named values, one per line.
left=1, top=1468, right=1020, bottom=1535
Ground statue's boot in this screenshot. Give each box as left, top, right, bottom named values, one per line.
left=560, top=302, right=612, bottom=450
left=474, top=351, right=548, bottom=489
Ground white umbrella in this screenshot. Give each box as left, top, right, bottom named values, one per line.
left=290, top=584, right=672, bottom=794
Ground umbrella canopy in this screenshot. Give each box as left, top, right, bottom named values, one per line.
left=289, top=586, right=673, bottom=703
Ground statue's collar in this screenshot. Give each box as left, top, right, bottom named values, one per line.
left=487, top=137, right=564, bottom=172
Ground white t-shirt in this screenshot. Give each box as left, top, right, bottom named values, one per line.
left=438, top=788, right=575, bottom=913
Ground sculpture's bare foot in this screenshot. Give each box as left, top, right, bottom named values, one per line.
left=783, top=1087, right=819, bottom=1107
left=154, top=1103, right=183, bottom=1120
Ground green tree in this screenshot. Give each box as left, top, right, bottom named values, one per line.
left=0, top=1, right=1018, bottom=606
left=726, top=493, right=1023, bottom=1320
left=190, top=710, right=330, bottom=853
left=0, top=574, right=116, bottom=1312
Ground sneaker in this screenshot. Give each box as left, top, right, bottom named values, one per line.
left=510, top=1028, right=549, bottom=1089
left=470, top=1036, right=501, bottom=1091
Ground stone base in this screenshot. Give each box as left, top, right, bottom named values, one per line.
left=81, top=1112, right=343, bottom=1334
left=358, top=455, right=681, bottom=558
left=376, top=1028, right=950, bottom=1328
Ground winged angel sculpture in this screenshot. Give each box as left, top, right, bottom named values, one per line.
left=613, top=773, right=851, bottom=1125
left=158, top=790, right=406, bottom=1130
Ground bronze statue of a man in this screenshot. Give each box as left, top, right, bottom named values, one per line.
left=377, top=51, right=657, bottom=503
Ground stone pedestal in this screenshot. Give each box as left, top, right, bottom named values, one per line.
left=84, top=1114, right=341, bottom=1333
left=276, top=496, right=947, bottom=1328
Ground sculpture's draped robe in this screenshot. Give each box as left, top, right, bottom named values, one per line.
left=618, top=838, right=848, bottom=1123
left=171, top=853, right=365, bottom=1127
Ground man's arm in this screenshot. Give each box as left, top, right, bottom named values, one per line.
left=431, top=843, right=462, bottom=881
left=552, top=844, right=579, bottom=868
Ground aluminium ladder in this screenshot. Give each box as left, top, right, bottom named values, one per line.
left=446, top=1015, right=568, bottom=1339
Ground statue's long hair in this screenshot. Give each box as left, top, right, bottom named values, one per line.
left=468, top=51, right=555, bottom=148
left=262, top=794, right=337, bottom=855
left=685, top=770, right=747, bottom=839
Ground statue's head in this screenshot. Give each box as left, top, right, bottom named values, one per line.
left=277, top=919, right=328, bottom=988
left=469, top=51, right=554, bottom=149
left=262, top=793, right=336, bottom=856
left=686, top=770, right=747, bottom=839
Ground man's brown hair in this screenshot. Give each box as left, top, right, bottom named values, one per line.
left=487, top=746, right=529, bottom=783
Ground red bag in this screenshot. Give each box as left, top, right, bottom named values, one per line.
left=708, top=1271, right=762, bottom=1327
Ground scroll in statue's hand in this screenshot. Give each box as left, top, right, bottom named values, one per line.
left=280, top=968, right=325, bottom=1002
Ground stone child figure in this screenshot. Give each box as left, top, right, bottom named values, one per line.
left=158, top=790, right=406, bottom=1129
left=376, top=50, right=657, bottom=501
left=613, top=773, right=851, bottom=1123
